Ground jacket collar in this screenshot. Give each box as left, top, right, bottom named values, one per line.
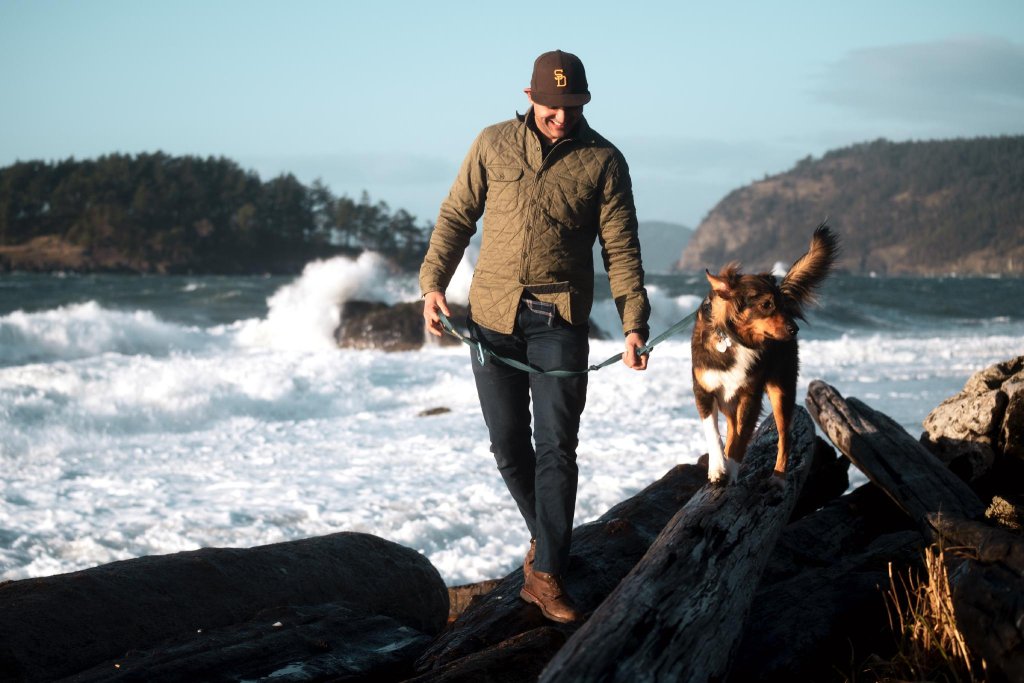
left=516, top=107, right=595, bottom=146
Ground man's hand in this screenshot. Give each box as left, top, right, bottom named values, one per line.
left=423, top=291, right=451, bottom=337
left=623, top=332, right=648, bottom=371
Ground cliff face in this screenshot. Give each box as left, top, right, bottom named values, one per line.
left=677, top=137, right=1024, bottom=276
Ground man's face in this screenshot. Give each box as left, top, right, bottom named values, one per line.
left=526, top=90, right=583, bottom=143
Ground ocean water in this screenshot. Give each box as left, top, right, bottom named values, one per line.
left=1, top=255, right=1021, bottom=585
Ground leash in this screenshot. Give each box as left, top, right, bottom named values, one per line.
left=436, top=307, right=699, bottom=376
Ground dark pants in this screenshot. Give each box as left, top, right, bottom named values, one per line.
left=469, top=299, right=589, bottom=575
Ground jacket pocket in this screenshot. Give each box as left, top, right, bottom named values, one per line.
left=485, top=166, right=523, bottom=214
left=540, top=173, right=597, bottom=230
left=540, top=174, right=598, bottom=232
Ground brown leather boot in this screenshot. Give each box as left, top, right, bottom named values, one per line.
left=523, top=538, right=536, bottom=580
left=520, top=570, right=580, bottom=623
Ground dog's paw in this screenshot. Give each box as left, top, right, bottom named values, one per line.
left=707, top=465, right=728, bottom=485
left=725, top=459, right=741, bottom=484
left=768, top=470, right=786, bottom=489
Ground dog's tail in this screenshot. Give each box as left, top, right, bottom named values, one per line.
left=781, top=223, right=840, bottom=309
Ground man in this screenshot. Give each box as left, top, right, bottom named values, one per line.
left=420, top=50, right=650, bottom=623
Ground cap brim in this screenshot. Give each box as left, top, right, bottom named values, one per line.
left=531, top=92, right=591, bottom=107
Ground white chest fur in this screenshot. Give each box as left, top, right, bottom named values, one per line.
left=700, top=344, right=760, bottom=402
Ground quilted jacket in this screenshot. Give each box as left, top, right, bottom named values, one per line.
left=420, top=110, right=650, bottom=335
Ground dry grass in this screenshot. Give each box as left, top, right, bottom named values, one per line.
left=856, top=544, right=988, bottom=682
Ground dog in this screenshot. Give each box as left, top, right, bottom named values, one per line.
left=691, top=224, right=839, bottom=484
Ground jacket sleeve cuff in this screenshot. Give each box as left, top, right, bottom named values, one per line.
left=624, top=326, right=649, bottom=342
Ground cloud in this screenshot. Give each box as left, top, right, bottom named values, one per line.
left=810, top=35, right=1024, bottom=135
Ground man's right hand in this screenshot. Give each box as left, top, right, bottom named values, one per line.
left=423, top=291, right=451, bottom=337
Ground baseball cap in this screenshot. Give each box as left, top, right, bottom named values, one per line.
left=529, top=50, right=591, bottom=107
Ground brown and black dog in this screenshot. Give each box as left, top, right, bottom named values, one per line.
left=691, top=224, right=839, bottom=484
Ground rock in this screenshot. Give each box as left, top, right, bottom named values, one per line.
left=419, top=407, right=453, bottom=417
left=1002, top=379, right=1024, bottom=460
left=0, top=532, right=448, bottom=682
left=963, top=356, right=1024, bottom=394
left=337, top=301, right=468, bottom=352
left=922, top=356, right=1024, bottom=478
left=335, top=300, right=612, bottom=352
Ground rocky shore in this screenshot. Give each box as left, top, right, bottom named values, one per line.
left=1, top=355, right=1021, bottom=682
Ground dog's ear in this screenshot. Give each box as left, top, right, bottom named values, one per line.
left=706, top=269, right=734, bottom=299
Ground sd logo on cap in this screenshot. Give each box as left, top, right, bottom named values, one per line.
left=529, top=50, right=591, bottom=107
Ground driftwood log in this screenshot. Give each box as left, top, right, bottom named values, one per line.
left=413, top=425, right=848, bottom=682
left=539, top=407, right=817, bottom=683
left=731, top=478, right=924, bottom=681
left=412, top=463, right=709, bottom=678
left=405, top=627, right=568, bottom=683
left=0, top=533, right=448, bottom=682
left=931, top=513, right=1024, bottom=681
left=807, top=379, right=1024, bottom=681
left=733, top=528, right=924, bottom=681
left=806, top=379, right=987, bottom=538
left=68, top=604, right=434, bottom=683
left=6, top=365, right=1019, bottom=681
left=763, top=479, right=912, bottom=585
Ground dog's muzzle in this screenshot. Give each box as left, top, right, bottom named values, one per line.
left=786, top=321, right=799, bottom=336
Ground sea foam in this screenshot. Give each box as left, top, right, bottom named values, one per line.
left=235, top=252, right=407, bottom=351
left=0, top=302, right=208, bottom=367
left=1, top=261, right=1022, bottom=586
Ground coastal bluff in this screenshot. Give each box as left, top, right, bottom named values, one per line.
left=1, top=356, right=1021, bottom=681
left=677, top=136, right=1024, bottom=277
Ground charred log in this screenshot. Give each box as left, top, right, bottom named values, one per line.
left=539, top=408, right=817, bottom=683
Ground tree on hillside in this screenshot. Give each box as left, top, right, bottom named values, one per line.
left=0, top=154, right=432, bottom=273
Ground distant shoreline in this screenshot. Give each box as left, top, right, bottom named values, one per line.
left=0, top=235, right=365, bottom=276
left=3, top=235, right=1021, bottom=279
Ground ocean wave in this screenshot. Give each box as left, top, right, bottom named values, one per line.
left=234, top=252, right=419, bottom=351
left=2, top=266, right=1022, bottom=585
left=589, top=285, right=702, bottom=339
left=0, top=302, right=210, bottom=367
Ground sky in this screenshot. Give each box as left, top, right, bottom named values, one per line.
left=2, top=0, right=1023, bottom=228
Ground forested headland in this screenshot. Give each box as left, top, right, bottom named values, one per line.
left=679, top=135, right=1024, bottom=276
left=0, top=153, right=430, bottom=274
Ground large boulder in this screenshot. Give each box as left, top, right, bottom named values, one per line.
left=922, top=356, right=1024, bottom=481
left=0, top=532, right=448, bottom=682
left=335, top=300, right=611, bottom=352
left=336, top=301, right=468, bottom=351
